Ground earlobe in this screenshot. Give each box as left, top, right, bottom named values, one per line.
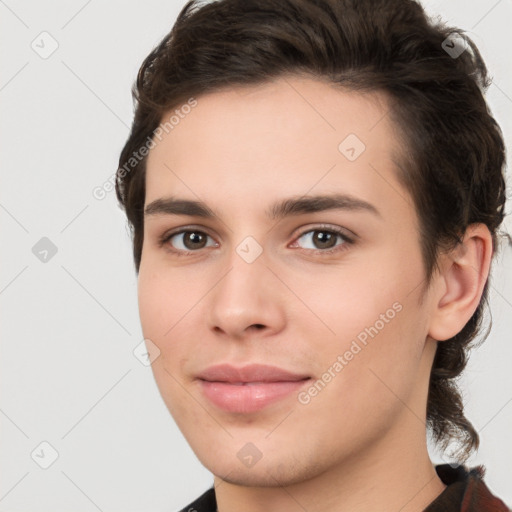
left=428, top=224, right=493, bottom=342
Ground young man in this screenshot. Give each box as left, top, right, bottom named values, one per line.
left=115, top=0, right=510, bottom=510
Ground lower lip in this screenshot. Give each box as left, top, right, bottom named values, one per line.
left=199, top=379, right=310, bottom=413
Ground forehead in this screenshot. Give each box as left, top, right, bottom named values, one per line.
left=144, top=75, right=411, bottom=222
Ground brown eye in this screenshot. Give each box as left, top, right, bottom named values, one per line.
left=311, top=231, right=337, bottom=249
left=159, top=225, right=354, bottom=257
left=294, top=228, right=351, bottom=252
left=161, top=230, right=216, bottom=252
left=181, top=232, right=208, bottom=250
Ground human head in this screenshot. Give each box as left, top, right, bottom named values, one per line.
left=115, top=0, right=506, bottom=466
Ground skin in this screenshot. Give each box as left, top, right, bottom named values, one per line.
left=138, top=74, right=492, bottom=512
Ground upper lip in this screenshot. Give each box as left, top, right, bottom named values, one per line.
left=197, top=364, right=310, bottom=383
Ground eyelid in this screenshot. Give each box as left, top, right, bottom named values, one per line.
left=290, top=223, right=357, bottom=243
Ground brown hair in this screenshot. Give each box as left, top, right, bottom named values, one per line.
left=115, top=0, right=507, bottom=462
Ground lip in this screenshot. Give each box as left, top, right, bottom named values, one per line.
left=197, top=364, right=311, bottom=413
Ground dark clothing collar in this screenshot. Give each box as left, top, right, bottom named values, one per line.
left=425, top=464, right=509, bottom=511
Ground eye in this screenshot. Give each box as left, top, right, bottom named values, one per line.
left=159, top=229, right=217, bottom=255
left=290, top=226, right=354, bottom=254
left=158, top=225, right=354, bottom=256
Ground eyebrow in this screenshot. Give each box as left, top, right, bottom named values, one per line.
left=144, top=193, right=381, bottom=221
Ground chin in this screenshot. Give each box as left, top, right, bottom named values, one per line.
left=219, top=469, right=285, bottom=487
left=203, top=453, right=325, bottom=488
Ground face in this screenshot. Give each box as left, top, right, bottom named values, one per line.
left=138, top=75, right=438, bottom=486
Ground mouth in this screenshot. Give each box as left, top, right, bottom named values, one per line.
left=196, top=364, right=312, bottom=413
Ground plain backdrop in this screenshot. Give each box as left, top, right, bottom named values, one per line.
left=1, top=0, right=511, bottom=510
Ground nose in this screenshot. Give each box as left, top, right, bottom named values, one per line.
left=205, top=248, right=287, bottom=341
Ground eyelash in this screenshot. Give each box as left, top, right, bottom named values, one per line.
left=157, top=225, right=355, bottom=257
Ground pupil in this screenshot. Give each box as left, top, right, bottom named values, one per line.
left=187, top=232, right=204, bottom=249
left=315, top=231, right=334, bottom=249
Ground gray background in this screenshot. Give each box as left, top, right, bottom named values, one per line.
left=1, top=0, right=511, bottom=510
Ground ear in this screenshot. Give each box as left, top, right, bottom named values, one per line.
left=428, top=223, right=493, bottom=342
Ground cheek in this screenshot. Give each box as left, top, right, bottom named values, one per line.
left=137, top=263, right=208, bottom=383
left=298, top=303, right=425, bottom=453
left=137, top=261, right=187, bottom=336
left=303, top=247, right=427, bottom=400
left=294, top=262, right=403, bottom=350
left=137, top=266, right=193, bottom=412
left=137, top=268, right=163, bottom=339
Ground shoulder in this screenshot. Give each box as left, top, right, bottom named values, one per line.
left=426, top=464, right=510, bottom=512
left=462, top=465, right=510, bottom=512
